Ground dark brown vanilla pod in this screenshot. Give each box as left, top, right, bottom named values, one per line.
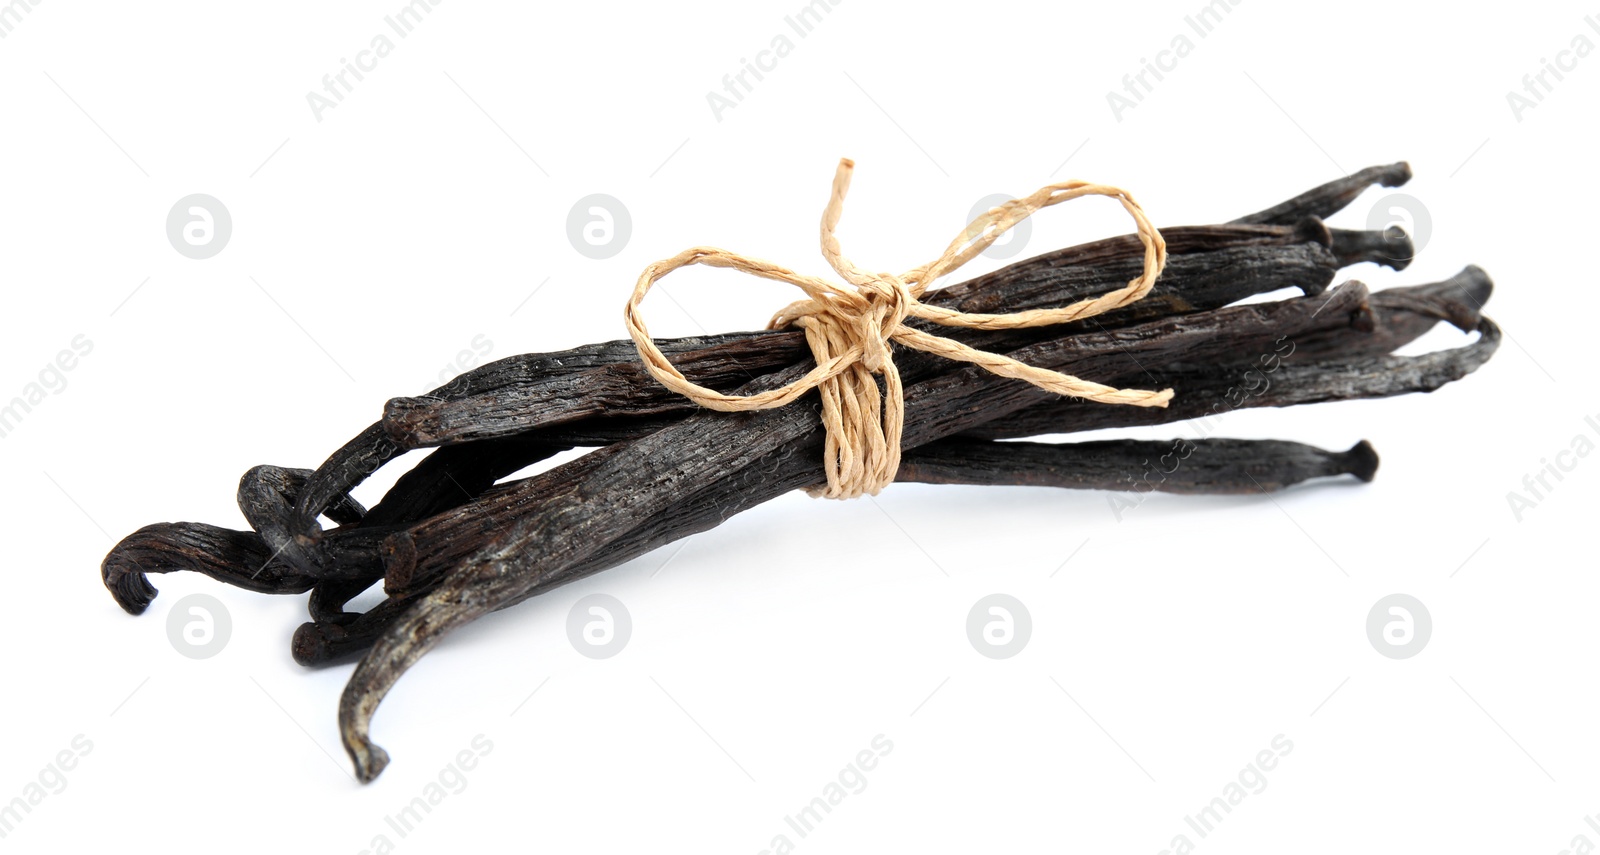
left=1231, top=162, right=1412, bottom=226
left=103, top=522, right=313, bottom=615
left=382, top=333, right=811, bottom=448
left=898, top=437, right=1378, bottom=492
left=962, top=318, right=1500, bottom=441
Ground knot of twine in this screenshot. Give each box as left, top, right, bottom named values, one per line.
left=625, top=158, right=1173, bottom=499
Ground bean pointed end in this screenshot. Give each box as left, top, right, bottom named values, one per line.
left=346, top=737, right=390, bottom=784
left=1343, top=440, right=1381, bottom=483
left=1380, top=161, right=1413, bottom=188
left=1377, top=226, right=1416, bottom=271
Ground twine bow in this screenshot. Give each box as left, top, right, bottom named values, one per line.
left=625, top=158, right=1173, bottom=499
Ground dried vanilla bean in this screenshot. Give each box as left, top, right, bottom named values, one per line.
left=103, top=523, right=312, bottom=615
left=964, top=319, right=1500, bottom=441
left=898, top=437, right=1379, bottom=492
left=1231, top=162, right=1412, bottom=226
left=383, top=332, right=811, bottom=448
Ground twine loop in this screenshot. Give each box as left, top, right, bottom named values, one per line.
left=625, top=158, right=1173, bottom=499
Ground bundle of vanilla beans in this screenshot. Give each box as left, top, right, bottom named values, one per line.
left=101, top=163, right=1499, bottom=782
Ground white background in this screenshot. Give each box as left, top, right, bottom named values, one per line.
left=1, top=1, right=1596, bottom=852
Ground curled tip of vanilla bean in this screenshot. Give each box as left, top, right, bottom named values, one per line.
left=103, top=558, right=158, bottom=616
left=347, top=738, right=390, bottom=785
left=342, top=689, right=390, bottom=782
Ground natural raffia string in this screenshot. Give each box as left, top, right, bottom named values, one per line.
left=625, top=158, right=1174, bottom=499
